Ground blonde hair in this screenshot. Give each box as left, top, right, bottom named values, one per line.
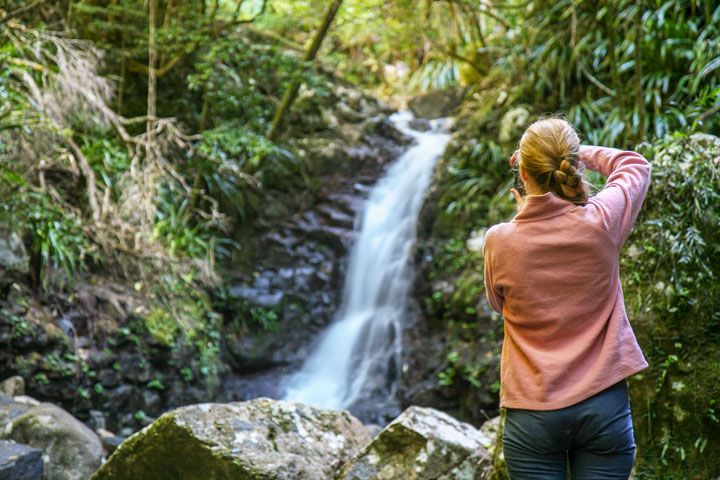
left=518, top=118, right=589, bottom=205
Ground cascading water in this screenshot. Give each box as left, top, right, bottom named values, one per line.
left=283, top=111, right=451, bottom=417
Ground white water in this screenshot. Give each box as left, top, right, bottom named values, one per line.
left=283, top=111, right=451, bottom=411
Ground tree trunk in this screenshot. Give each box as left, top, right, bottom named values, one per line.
left=267, top=0, right=343, bottom=141
left=635, top=1, right=645, bottom=142
left=147, top=0, right=158, bottom=162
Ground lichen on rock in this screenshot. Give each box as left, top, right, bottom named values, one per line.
left=91, top=397, right=371, bottom=480
left=336, top=405, right=491, bottom=480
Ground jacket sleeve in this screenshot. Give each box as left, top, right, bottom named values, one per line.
left=483, top=227, right=504, bottom=314
left=579, top=145, right=652, bottom=248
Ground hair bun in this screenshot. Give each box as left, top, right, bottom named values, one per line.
left=559, top=159, right=574, bottom=174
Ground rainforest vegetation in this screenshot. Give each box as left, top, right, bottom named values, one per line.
left=0, top=0, right=718, bottom=478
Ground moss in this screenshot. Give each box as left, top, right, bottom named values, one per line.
left=144, top=308, right=179, bottom=347
left=90, top=413, right=273, bottom=480
left=485, top=409, right=508, bottom=480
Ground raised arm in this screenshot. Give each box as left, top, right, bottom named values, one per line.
left=483, top=227, right=504, bottom=314
left=579, top=145, right=651, bottom=248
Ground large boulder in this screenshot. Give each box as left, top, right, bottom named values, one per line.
left=336, top=406, right=492, bottom=480
left=0, top=440, right=44, bottom=480
left=91, top=397, right=371, bottom=480
left=407, top=87, right=467, bottom=120
left=0, top=403, right=103, bottom=480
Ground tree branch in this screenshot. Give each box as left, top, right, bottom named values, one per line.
left=0, top=0, right=49, bottom=24
left=61, top=135, right=102, bottom=223
left=697, top=103, right=720, bottom=124
left=442, top=46, right=488, bottom=75
left=578, top=62, right=616, bottom=97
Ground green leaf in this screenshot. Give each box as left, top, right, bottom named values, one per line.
left=700, top=57, right=720, bottom=78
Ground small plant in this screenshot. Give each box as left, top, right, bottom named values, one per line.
left=180, top=367, right=193, bottom=382
left=33, top=373, right=49, bottom=385
left=147, top=379, right=165, bottom=390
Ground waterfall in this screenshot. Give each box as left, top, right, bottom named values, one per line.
left=283, top=111, right=451, bottom=415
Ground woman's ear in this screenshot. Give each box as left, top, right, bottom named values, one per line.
left=519, top=163, right=529, bottom=183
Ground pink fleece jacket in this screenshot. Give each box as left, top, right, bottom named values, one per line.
left=483, top=145, right=651, bottom=410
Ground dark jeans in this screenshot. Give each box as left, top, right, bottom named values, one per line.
left=503, top=380, right=636, bottom=480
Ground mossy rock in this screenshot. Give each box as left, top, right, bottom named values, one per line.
left=2, top=402, right=103, bottom=480
left=91, top=398, right=371, bottom=480
left=336, top=406, right=491, bottom=480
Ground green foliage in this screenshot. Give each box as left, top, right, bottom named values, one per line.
left=1, top=190, right=88, bottom=291
left=497, top=0, right=720, bottom=146
left=621, top=132, right=720, bottom=478
left=186, top=34, right=319, bottom=131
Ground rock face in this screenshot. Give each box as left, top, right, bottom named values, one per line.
left=0, top=224, right=27, bottom=273
left=91, top=397, right=371, bottom=480
left=0, top=440, right=44, bottom=480
left=336, top=406, right=491, bottom=480
left=408, top=87, right=467, bottom=120
left=1, top=403, right=103, bottom=480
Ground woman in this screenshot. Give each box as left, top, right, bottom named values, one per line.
left=482, top=117, right=651, bottom=479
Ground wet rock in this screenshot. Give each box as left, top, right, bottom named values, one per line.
left=1, top=402, right=103, bottom=480
left=408, top=87, right=467, bottom=120
left=363, top=116, right=413, bottom=145
left=336, top=405, right=491, bottom=480
left=409, top=118, right=432, bottom=131
left=91, top=398, right=371, bottom=480
left=0, top=440, right=44, bottom=480
left=0, top=376, right=24, bottom=398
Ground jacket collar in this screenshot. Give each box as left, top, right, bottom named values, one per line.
left=513, top=192, right=576, bottom=222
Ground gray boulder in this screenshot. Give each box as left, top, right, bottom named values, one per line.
left=407, top=87, right=466, bottom=120
left=91, top=397, right=371, bottom=480
left=0, top=439, right=44, bottom=480
left=1, top=403, right=103, bottom=480
left=336, top=406, right=491, bottom=480
left=0, top=224, right=27, bottom=273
